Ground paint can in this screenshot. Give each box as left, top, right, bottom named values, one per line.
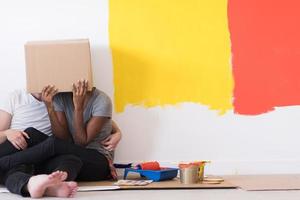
left=179, top=161, right=210, bottom=184
left=179, top=165, right=199, bottom=184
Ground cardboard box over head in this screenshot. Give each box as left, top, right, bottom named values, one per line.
left=25, top=39, right=93, bottom=93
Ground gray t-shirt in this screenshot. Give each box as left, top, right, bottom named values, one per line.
left=53, top=88, right=113, bottom=158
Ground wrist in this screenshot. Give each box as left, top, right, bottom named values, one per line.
left=45, top=102, right=54, bottom=109
left=74, top=106, right=84, bottom=112
left=3, top=129, right=14, bottom=138
left=46, top=104, right=55, bottom=114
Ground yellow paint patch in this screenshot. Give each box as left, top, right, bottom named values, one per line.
left=109, top=0, right=233, bottom=113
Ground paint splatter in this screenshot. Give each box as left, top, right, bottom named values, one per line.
left=109, top=0, right=233, bottom=113
left=229, top=0, right=300, bottom=115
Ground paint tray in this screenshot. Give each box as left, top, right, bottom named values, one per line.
left=124, top=168, right=178, bottom=182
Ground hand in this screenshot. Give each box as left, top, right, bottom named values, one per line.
left=101, top=132, right=121, bottom=151
left=42, top=85, right=58, bottom=107
left=72, top=79, right=88, bottom=110
left=5, top=129, right=30, bottom=150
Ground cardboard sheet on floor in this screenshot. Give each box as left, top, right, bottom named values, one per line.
left=78, top=178, right=236, bottom=190
left=0, top=185, right=120, bottom=193
left=225, top=175, right=300, bottom=191
left=78, top=186, right=120, bottom=191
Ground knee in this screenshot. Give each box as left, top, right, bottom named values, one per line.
left=23, top=127, right=38, bottom=134
left=23, top=127, right=48, bottom=144
left=24, top=127, right=45, bottom=138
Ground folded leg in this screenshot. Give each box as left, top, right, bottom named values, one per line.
left=0, top=127, right=48, bottom=157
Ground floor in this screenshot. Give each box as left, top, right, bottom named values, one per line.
left=1, top=189, right=300, bottom=200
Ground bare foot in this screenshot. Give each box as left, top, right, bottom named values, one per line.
left=27, top=171, right=67, bottom=198
left=45, top=181, right=78, bottom=198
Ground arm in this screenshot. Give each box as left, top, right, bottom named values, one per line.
left=0, top=110, right=11, bottom=143
left=101, top=120, right=122, bottom=151
left=47, top=108, right=71, bottom=140
left=42, top=85, right=71, bottom=140
left=72, top=79, right=109, bottom=146
left=0, top=110, right=29, bottom=149
left=112, top=120, right=121, bottom=136
left=73, top=113, right=109, bottom=146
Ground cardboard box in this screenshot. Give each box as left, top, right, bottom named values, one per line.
left=25, top=39, right=93, bottom=93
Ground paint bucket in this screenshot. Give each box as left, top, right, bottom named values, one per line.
left=179, top=165, right=199, bottom=184
left=178, top=161, right=209, bottom=184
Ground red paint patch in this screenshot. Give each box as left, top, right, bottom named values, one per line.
left=229, top=0, right=300, bottom=115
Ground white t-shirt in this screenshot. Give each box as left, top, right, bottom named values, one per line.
left=0, top=89, right=52, bottom=136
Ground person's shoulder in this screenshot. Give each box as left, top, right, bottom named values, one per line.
left=9, top=89, right=27, bottom=97
left=93, top=88, right=111, bottom=102
left=94, top=88, right=108, bottom=96
left=0, top=89, right=31, bottom=112
left=91, top=88, right=112, bottom=116
left=8, top=89, right=30, bottom=103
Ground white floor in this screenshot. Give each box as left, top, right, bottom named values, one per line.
left=1, top=189, right=300, bottom=200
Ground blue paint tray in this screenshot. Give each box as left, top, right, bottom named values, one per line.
left=124, top=168, right=178, bottom=182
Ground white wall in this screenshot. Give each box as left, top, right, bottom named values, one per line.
left=1, top=0, right=300, bottom=175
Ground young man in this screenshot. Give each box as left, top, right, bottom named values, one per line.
left=0, top=87, right=121, bottom=197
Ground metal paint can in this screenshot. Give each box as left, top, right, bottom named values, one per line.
left=179, top=165, right=199, bottom=184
